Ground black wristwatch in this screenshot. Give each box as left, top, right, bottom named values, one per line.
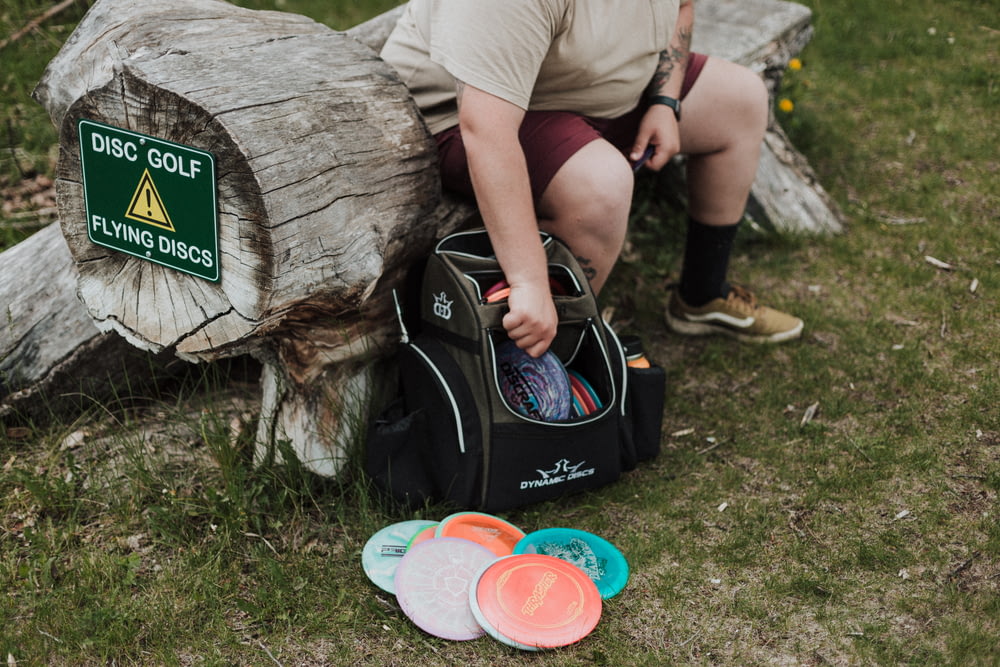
left=648, top=95, right=682, bottom=122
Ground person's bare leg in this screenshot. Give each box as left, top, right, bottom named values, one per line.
left=535, top=138, right=634, bottom=293
left=678, top=57, right=768, bottom=224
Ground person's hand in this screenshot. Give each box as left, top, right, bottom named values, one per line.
left=629, top=104, right=682, bottom=171
left=501, top=281, right=558, bottom=358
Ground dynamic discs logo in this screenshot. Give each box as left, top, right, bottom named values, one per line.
left=519, top=458, right=595, bottom=490
left=432, top=291, right=453, bottom=320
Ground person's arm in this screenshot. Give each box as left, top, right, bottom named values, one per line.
left=456, top=81, right=558, bottom=358
left=630, top=0, right=694, bottom=171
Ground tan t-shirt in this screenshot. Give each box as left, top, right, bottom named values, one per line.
left=380, top=0, right=679, bottom=134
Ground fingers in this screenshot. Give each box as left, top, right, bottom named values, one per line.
left=501, top=286, right=558, bottom=357
left=502, top=310, right=556, bottom=357
left=631, top=106, right=681, bottom=171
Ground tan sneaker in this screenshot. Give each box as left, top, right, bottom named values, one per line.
left=665, top=286, right=803, bottom=343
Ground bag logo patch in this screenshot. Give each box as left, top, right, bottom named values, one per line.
left=432, top=291, right=453, bottom=320
left=519, top=458, right=595, bottom=490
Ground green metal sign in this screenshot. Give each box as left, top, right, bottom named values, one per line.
left=78, top=119, right=219, bottom=282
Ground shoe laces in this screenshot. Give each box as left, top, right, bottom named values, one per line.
left=726, top=285, right=759, bottom=313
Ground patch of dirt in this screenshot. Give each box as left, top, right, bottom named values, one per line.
left=1, top=172, right=56, bottom=218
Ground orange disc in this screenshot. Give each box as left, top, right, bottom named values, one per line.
left=473, top=554, right=602, bottom=650
left=436, top=512, right=525, bottom=557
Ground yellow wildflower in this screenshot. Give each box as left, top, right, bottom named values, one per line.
left=778, top=98, right=795, bottom=113
left=789, top=58, right=803, bottom=71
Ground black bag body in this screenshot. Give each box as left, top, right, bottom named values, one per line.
left=366, top=229, right=664, bottom=512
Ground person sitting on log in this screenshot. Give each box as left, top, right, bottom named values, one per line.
left=380, top=0, right=804, bottom=356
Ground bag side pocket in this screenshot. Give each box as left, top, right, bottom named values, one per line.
left=365, top=398, right=435, bottom=507
left=398, top=336, right=484, bottom=508
left=625, top=365, right=666, bottom=463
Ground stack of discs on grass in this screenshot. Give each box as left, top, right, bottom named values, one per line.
left=361, top=512, right=629, bottom=651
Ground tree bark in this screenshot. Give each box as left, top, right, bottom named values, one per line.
left=0, top=222, right=184, bottom=421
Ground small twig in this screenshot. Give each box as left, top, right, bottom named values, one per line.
left=257, top=640, right=283, bottom=667
left=696, top=440, right=722, bottom=456
left=0, top=0, right=81, bottom=52
left=924, top=255, right=955, bottom=271
left=800, top=401, right=820, bottom=427
left=37, top=629, right=62, bottom=643
left=948, top=556, right=974, bottom=580
left=244, top=532, right=279, bottom=556
left=846, top=438, right=874, bottom=463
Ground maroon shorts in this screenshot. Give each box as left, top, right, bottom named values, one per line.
left=436, top=52, right=708, bottom=202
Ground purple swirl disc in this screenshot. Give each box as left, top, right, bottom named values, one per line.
left=495, top=341, right=571, bottom=421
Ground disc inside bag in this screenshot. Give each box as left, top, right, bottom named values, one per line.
left=567, top=369, right=602, bottom=412
left=361, top=519, right=439, bottom=594
left=513, top=527, right=629, bottom=599
left=494, top=341, right=572, bottom=422
left=567, top=373, right=595, bottom=416
left=394, top=537, right=497, bottom=641
left=481, top=275, right=570, bottom=304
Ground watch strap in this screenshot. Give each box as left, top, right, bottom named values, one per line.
left=648, top=95, right=681, bottom=121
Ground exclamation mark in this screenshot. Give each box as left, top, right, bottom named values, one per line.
left=146, top=189, right=152, bottom=217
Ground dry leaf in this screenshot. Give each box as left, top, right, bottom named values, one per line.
left=59, top=429, right=87, bottom=451
left=801, top=402, right=820, bottom=426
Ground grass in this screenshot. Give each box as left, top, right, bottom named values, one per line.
left=2, top=0, right=999, bottom=664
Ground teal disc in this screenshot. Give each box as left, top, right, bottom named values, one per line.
left=513, top=527, right=628, bottom=599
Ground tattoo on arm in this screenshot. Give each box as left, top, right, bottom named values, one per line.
left=648, top=24, right=692, bottom=95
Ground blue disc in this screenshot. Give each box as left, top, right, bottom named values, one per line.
left=513, top=527, right=629, bottom=599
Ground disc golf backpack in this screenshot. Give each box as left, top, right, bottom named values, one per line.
left=366, top=228, right=665, bottom=512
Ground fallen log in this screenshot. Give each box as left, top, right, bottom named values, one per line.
left=0, top=222, right=186, bottom=422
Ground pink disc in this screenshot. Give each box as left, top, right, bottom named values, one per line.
left=393, top=537, right=497, bottom=641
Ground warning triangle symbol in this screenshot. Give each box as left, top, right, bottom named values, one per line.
left=125, top=168, right=175, bottom=231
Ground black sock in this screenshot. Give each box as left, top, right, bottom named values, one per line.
left=678, top=217, right=740, bottom=307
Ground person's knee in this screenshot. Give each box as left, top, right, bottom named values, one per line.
left=542, top=142, right=633, bottom=238
left=581, top=156, right=634, bottom=233
left=735, top=68, right=769, bottom=137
